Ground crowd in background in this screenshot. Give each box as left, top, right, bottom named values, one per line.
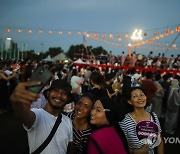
left=84, top=51, right=180, bottom=70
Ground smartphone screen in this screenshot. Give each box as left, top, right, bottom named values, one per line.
left=27, top=66, right=53, bottom=93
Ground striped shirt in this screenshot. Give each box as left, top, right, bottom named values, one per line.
left=119, top=112, right=162, bottom=154
left=67, top=112, right=92, bottom=154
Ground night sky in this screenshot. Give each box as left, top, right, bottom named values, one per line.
left=0, top=0, right=180, bottom=57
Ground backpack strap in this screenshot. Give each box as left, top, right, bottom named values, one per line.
left=31, top=114, right=62, bottom=154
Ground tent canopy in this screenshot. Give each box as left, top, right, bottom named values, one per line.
left=52, top=53, right=68, bottom=61
left=42, top=55, right=53, bottom=61
left=74, top=58, right=86, bottom=64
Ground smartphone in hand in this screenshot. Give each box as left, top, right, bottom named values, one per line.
left=27, top=66, right=53, bottom=93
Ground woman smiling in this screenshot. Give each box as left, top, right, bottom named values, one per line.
left=88, top=97, right=129, bottom=154
left=67, top=93, right=95, bottom=154
left=119, top=87, right=164, bottom=154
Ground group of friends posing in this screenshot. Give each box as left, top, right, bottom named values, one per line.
left=10, top=69, right=165, bottom=154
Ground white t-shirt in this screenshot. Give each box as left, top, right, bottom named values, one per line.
left=24, top=109, right=73, bottom=154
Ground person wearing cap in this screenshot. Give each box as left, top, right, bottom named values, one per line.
left=87, top=97, right=130, bottom=154
left=10, top=79, right=74, bottom=154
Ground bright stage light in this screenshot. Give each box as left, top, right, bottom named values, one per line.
left=131, top=29, right=143, bottom=40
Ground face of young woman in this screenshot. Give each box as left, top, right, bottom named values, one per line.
left=128, top=89, right=147, bottom=109
left=90, top=100, right=108, bottom=127
left=75, top=96, right=94, bottom=119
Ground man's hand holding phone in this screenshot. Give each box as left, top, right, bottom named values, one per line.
left=10, top=81, right=41, bottom=105
left=27, top=66, right=53, bottom=93
left=11, top=66, right=53, bottom=105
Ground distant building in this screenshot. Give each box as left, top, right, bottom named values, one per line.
left=5, top=38, right=13, bottom=51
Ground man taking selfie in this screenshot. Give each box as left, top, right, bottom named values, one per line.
left=10, top=79, right=74, bottom=154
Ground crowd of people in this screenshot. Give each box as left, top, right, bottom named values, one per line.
left=0, top=57, right=180, bottom=154
left=81, top=51, right=180, bottom=70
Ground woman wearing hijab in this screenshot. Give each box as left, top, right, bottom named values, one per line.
left=67, top=93, right=95, bottom=154
left=87, top=97, right=129, bottom=154
left=164, top=79, right=180, bottom=134
left=119, top=87, right=164, bottom=154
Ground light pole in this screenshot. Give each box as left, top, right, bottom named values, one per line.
left=41, top=43, right=44, bottom=52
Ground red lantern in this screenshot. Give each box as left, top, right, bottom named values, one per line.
left=7, top=28, right=11, bottom=33
left=164, top=28, right=169, bottom=34
left=125, top=34, right=129, bottom=39
left=117, top=34, right=121, bottom=41
left=67, top=31, right=72, bottom=35
left=153, top=31, right=157, bottom=35
left=77, top=32, right=81, bottom=35
left=101, top=34, right=106, bottom=39
left=28, top=29, right=32, bottom=34
left=155, top=36, right=159, bottom=39
left=170, top=29, right=174, bottom=35
left=95, top=33, right=99, bottom=38
left=109, top=34, right=113, bottom=40
left=58, top=31, right=62, bottom=35
left=49, top=31, right=53, bottom=35
left=172, top=44, right=176, bottom=48
left=176, top=26, right=180, bottom=32
left=38, top=30, right=43, bottom=35
left=18, top=29, right=23, bottom=33
left=159, top=34, right=164, bottom=38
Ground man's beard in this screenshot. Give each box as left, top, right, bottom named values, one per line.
left=47, top=98, right=66, bottom=110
